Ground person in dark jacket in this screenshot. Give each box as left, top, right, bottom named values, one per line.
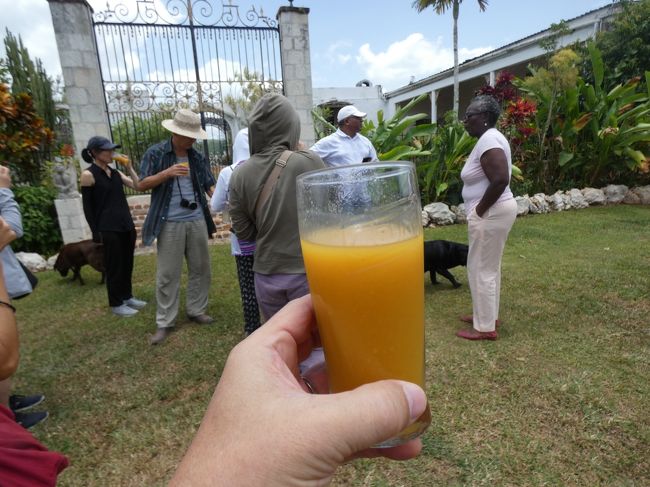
left=80, top=136, right=146, bottom=318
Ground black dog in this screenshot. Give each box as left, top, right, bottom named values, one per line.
left=424, top=240, right=469, bottom=288
left=53, top=240, right=105, bottom=285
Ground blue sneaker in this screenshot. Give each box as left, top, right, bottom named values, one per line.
left=9, top=394, right=45, bottom=412
left=111, top=304, right=138, bottom=317
left=15, top=411, right=49, bottom=429
left=123, top=297, right=147, bottom=310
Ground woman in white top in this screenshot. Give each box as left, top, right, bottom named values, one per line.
left=458, top=95, right=517, bottom=341
left=211, top=128, right=261, bottom=335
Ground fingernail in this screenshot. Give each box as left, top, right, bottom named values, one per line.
left=400, top=382, right=427, bottom=422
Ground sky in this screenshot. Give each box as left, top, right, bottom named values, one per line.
left=0, top=0, right=614, bottom=92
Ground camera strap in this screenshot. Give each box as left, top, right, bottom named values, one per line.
left=175, top=174, right=196, bottom=205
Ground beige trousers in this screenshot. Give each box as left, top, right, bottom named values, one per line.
left=466, top=199, right=517, bottom=332
left=155, top=219, right=211, bottom=329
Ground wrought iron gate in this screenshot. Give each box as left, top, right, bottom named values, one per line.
left=92, top=0, right=283, bottom=174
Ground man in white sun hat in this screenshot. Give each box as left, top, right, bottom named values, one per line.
left=139, top=109, right=217, bottom=345
left=310, top=105, right=378, bottom=166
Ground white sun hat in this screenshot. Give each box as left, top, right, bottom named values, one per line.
left=162, top=109, right=208, bottom=140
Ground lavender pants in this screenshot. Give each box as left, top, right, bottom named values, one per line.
left=254, top=272, right=310, bottom=321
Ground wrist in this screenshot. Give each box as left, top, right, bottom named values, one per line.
left=0, top=300, right=16, bottom=313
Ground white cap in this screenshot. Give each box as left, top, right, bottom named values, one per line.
left=337, top=105, right=367, bottom=122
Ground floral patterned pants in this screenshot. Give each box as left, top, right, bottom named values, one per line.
left=235, top=254, right=261, bottom=334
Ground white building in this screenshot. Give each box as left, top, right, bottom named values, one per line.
left=313, top=2, right=622, bottom=124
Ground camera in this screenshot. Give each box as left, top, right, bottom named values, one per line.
left=180, top=198, right=198, bottom=210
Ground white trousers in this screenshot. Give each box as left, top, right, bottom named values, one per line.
left=466, top=199, right=517, bottom=332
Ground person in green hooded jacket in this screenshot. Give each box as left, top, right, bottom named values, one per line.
left=228, top=94, right=325, bottom=321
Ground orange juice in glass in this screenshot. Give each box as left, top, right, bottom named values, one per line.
left=297, top=162, right=430, bottom=447
left=178, top=161, right=190, bottom=175
left=112, top=154, right=130, bottom=165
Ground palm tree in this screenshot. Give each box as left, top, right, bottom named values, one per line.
left=412, top=0, right=488, bottom=114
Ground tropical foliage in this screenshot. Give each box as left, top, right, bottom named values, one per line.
left=362, top=94, right=433, bottom=161
left=311, top=105, right=335, bottom=141
left=12, top=184, right=62, bottom=256
left=596, top=0, right=650, bottom=91
left=414, top=112, right=474, bottom=204
left=516, top=43, right=650, bottom=191
left=478, top=71, right=537, bottom=169
left=355, top=94, right=474, bottom=204
left=0, top=83, right=53, bottom=185
left=2, top=29, right=56, bottom=132
left=516, top=48, right=584, bottom=191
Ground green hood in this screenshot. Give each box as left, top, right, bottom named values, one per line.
left=248, top=93, right=301, bottom=156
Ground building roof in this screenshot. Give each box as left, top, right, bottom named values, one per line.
left=385, top=2, right=621, bottom=99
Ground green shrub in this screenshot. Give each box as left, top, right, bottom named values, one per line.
left=414, top=112, right=475, bottom=205
left=12, top=184, right=61, bottom=256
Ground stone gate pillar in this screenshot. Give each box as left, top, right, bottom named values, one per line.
left=47, top=0, right=110, bottom=166
left=277, top=6, right=315, bottom=147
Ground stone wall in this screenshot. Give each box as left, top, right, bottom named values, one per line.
left=54, top=197, right=92, bottom=243
left=47, top=0, right=111, bottom=167
left=277, top=6, right=315, bottom=147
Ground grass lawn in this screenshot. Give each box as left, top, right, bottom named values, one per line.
left=12, top=205, right=650, bottom=486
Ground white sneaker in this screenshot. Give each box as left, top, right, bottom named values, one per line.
left=111, top=304, right=139, bottom=317
left=123, top=297, right=147, bottom=310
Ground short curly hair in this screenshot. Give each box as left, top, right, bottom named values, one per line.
left=469, top=95, right=501, bottom=126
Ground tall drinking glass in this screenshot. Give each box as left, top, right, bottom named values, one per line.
left=296, top=162, right=430, bottom=447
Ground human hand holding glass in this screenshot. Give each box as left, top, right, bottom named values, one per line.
left=170, top=295, right=427, bottom=486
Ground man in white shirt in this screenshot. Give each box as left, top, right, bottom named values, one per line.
left=310, top=105, right=378, bottom=166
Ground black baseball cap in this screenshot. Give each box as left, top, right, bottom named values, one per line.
left=86, top=136, right=120, bottom=151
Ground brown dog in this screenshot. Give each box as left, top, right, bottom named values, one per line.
left=53, top=240, right=105, bottom=285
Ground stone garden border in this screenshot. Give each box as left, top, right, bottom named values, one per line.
left=422, top=184, right=650, bottom=227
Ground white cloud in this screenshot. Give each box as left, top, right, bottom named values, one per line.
left=325, top=41, right=353, bottom=65
left=356, top=33, right=493, bottom=90
left=337, top=53, right=352, bottom=64
left=0, top=0, right=62, bottom=78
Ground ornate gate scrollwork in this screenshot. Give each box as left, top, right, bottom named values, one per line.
left=93, top=0, right=283, bottom=175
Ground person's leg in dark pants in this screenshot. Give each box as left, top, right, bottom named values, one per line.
left=121, top=229, right=136, bottom=301
left=101, top=231, right=126, bottom=307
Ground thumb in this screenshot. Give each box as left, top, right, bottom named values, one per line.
left=317, top=380, right=428, bottom=456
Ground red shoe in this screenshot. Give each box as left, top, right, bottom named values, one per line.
left=459, top=315, right=500, bottom=327
left=456, top=328, right=498, bottom=341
